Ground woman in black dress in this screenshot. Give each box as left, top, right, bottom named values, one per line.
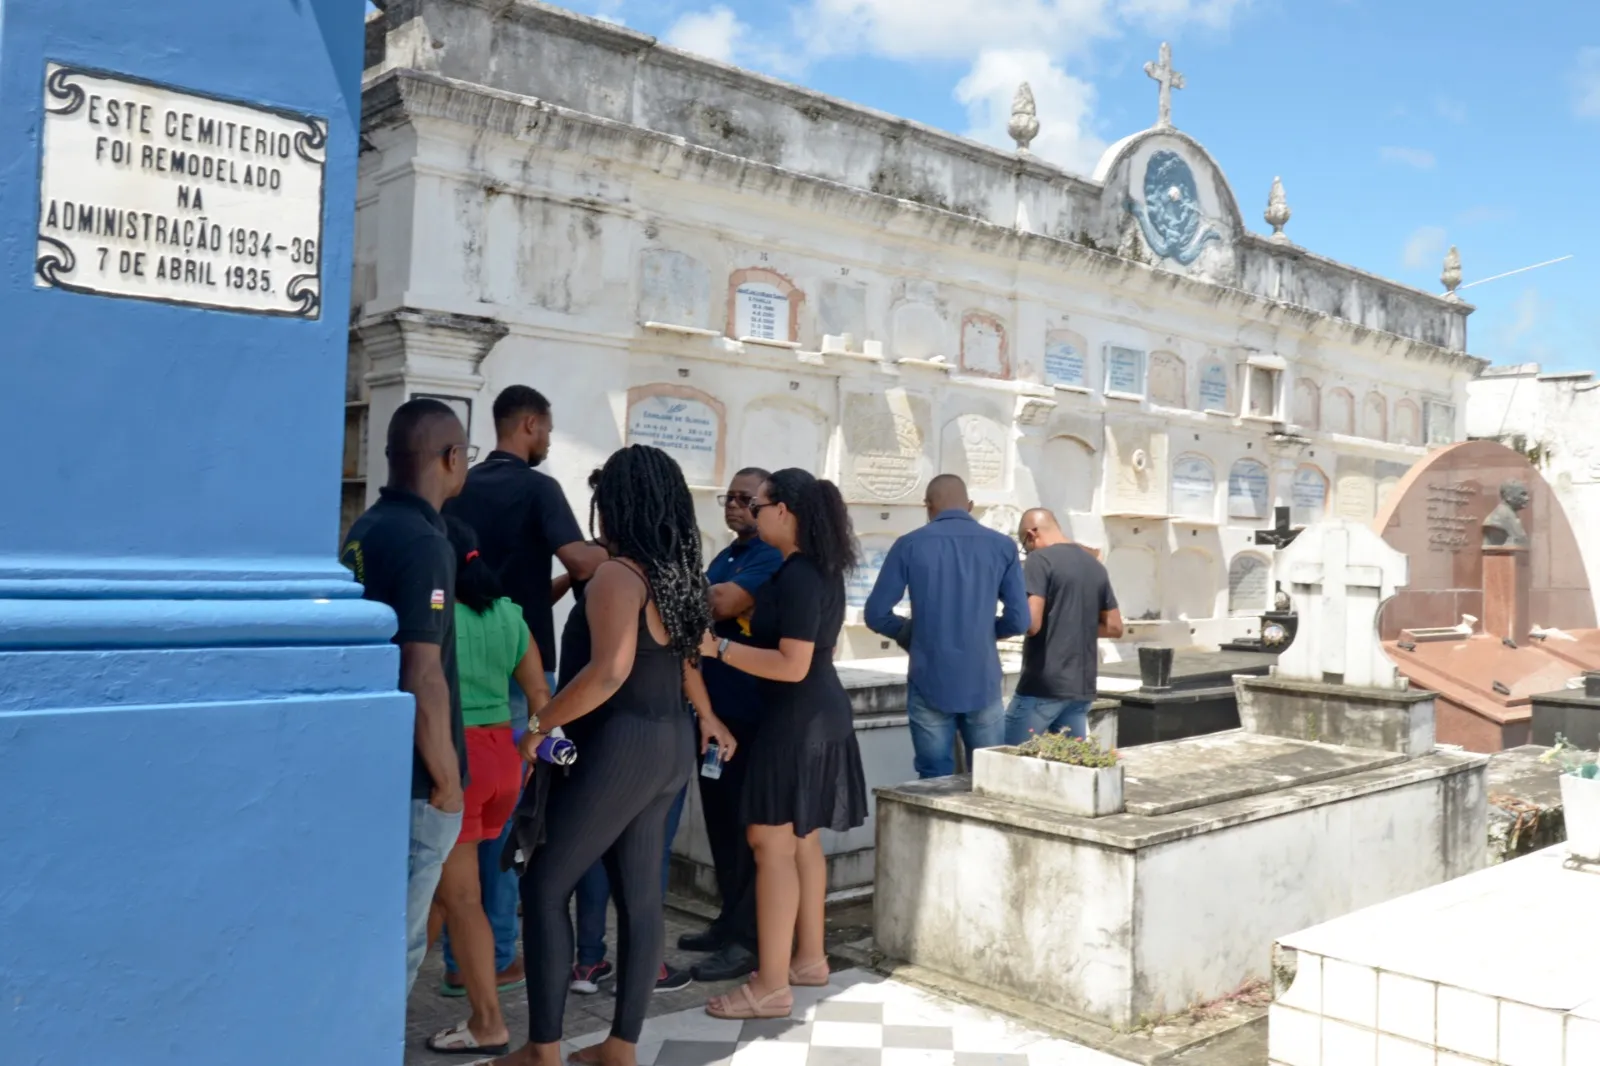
left=699, top=468, right=868, bottom=1019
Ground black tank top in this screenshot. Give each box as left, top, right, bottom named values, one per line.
left=562, top=560, right=683, bottom=724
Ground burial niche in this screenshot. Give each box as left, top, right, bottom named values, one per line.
left=1363, top=391, right=1388, bottom=442
left=942, top=413, right=1009, bottom=493
left=626, top=384, right=725, bottom=487
left=1228, top=458, right=1270, bottom=520
left=1293, top=378, right=1320, bottom=430
left=740, top=398, right=827, bottom=477
left=1105, top=345, right=1147, bottom=397
left=1198, top=357, right=1230, bottom=411
left=1325, top=387, right=1355, bottom=435
left=1167, top=547, right=1218, bottom=621
left=1148, top=350, right=1186, bottom=408
left=1394, top=400, right=1421, bottom=446
left=1291, top=463, right=1329, bottom=525
left=1039, top=434, right=1097, bottom=516
left=1105, top=543, right=1159, bottom=621
left=1044, top=329, right=1088, bottom=389
left=960, top=312, right=1010, bottom=378
left=1228, top=552, right=1270, bottom=613
left=1171, top=453, right=1216, bottom=519
left=727, top=267, right=802, bottom=343
left=638, top=248, right=711, bottom=328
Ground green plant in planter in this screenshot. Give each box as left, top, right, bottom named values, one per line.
left=1015, top=731, right=1119, bottom=767
left=1539, top=733, right=1600, bottom=778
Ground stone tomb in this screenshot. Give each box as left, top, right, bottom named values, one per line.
left=1097, top=648, right=1274, bottom=746
left=1375, top=441, right=1600, bottom=751
left=874, top=731, right=1485, bottom=1032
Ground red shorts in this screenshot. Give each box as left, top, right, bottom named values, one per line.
left=460, top=725, right=522, bottom=845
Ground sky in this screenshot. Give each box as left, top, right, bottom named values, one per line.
left=374, top=1, right=1600, bottom=372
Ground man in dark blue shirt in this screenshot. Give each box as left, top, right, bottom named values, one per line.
left=865, top=474, right=1028, bottom=778
left=679, top=467, right=783, bottom=982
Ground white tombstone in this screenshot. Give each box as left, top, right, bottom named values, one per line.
left=1274, top=518, right=1408, bottom=689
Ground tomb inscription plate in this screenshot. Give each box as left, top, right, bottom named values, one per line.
left=626, top=386, right=724, bottom=486
left=35, top=63, right=327, bottom=317
left=734, top=281, right=789, bottom=341
left=1044, top=331, right=1086, bottom=388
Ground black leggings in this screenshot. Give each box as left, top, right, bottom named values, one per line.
left=521, top=710, right=693, bottom=1044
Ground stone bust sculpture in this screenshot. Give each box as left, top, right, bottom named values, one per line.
left=1482, top=480, right=1531, bottom=548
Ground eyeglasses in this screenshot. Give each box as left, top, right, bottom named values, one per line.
left=441, top=443, right=480, bottom=463
left=717, top=493, right=755, bottom=507
left=748, top=499, right=774, bottom=518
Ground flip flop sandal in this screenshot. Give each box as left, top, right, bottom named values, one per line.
left=427, top=1022, right=511, bottom=1056
left=705, top=983, right=794, bottom=1020
left=788, top=960, right=830, bottom=987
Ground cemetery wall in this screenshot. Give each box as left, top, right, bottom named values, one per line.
left=348, top=2, right=1486, bottom=653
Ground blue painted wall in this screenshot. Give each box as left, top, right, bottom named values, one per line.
left=0, top=2, right=415, bottom=1063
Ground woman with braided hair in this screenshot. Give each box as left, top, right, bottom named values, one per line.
left=489, top=445, right=736, bottom=1066
left=698, top=468, right=869, bottom=1020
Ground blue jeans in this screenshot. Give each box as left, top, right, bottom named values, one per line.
left=1005, top=695, right=1092, bottom=746
left=440, top=672, right=554, bottom=975
left=906, top=689, right=1005, bottom=779
left=576, top=783, right=688, bottom=966
left=407, top=798, right=463, bottom=995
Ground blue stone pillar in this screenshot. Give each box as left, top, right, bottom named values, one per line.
left=0, top=3, right=413, bottom=1063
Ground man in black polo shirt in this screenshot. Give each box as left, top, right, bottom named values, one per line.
left=442, top=385, right=607, bottom=990
left=340, top=398, right=472, bottom=996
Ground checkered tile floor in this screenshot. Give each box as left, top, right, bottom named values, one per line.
left=562, top=969, right=1134, bottom=1066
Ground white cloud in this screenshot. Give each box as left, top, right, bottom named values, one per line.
left=665, top=7, right=747, bottom=64
left=1574, top=47, right=1600, bottom=118
left=1402, top=225, right=1446, bottom=270
left=1379, top=145, right=1436, bottom=169
left=1494, top=287, right=1553, bottom=359
left=955, top=50, right=1106, bottom=174
left=1434, top=96, right=1467, bottom=123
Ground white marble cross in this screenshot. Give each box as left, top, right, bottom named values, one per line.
left=1274, top=519, right=1409, bottom=689
left=1144, top=42, right=1184, bottom=129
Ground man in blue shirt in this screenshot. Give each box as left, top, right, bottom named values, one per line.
left=679, top=467, right=784, bottom=982
left=865, top=474, right=1029, bottom=778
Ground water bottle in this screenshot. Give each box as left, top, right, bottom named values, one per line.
left=701, top=740, right=724, bottom=780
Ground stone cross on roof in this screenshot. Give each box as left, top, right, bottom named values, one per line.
left=1144, top=42, right=1184, bottom=129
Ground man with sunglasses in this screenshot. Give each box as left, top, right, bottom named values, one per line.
left=678, top=467, right=782, bottom=982
left=340, top=398, right=473, bottom=996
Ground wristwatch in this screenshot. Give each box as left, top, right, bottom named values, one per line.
left=527, top=713, right=542, bottom=736
left=717, top=638, right=731, bottom=660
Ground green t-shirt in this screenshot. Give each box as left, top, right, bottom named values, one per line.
left=454, top=597, right=530, bottom=728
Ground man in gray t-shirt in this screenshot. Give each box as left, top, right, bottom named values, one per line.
left=1004, top=509, right=1124, bottom=744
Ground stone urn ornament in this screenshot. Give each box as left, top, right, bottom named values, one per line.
left=1441, top=245, right=1463, bottom=300
left=1264, top=176, right=1291, bottom=242
left=1008, top=82, right=1040, bottom=154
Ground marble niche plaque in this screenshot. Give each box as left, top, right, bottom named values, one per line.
left=1105, top=421, right=1166, bottom=514
left=1335, top=456, right=1377, bottom=523
left=626, top=384, right=725, bottom=486
left=1228, top=458, right=1270, bottom=519
left=1044, top=329, right=1087, bottom=388
left=1105, top=345, right=1147, bottom=396
left=1199, top=359, right=1229, bottom=410
left=1394, top=401, right=1421, bottom=446
left=942, top=414, right=1008, bottom=494
left=740, top=399, right=827, bottom=476
left=1291, top=464, right=1329, bottom=526
left=638, top=248, right=710, bottom=328
left=841, top=389, right=931, bottom=503
left=1375, top=459, right=1410, bottom=512
left=1325, top=388, right=1355, bottom=435
left=960, top=312, right=1009, bottom=377
left=735, top=282, right=789, bottom=341
left=892, top=299, right=945, bottom=361
left=846, top=534, right=896, bottom=609
left=1171, top=454, right=1216, bottom=519
left=35, top=63, right=327, bottom=317
left=818, top=280, right=867, bottom=346
left=1147, top=351, right=1186, bottom=408
left=1228, top=552, right=1270, bottom=613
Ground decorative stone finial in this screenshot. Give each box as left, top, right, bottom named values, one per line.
left=1144, top=42, right=1185, bottom=129
left=1008, top=82, right=1040, bottom=154
left=1442, top=245, right=1463, bottom=299
left=1265, top=176, right=1291, bottom=243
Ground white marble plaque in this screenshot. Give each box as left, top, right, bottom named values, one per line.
left=35, top=64, right=326, bottom=317
left=1199, top=360, right=1229, bottom=410
left=944, top=414, right=1008, bottom=491
left=627, top=391, right=722, bottom=485
left=845, top=537, right=895, bottom=608
left=960, top=313, right=1008, bottom=377
left=1044, top=331, right=1086, bottom=388
left=1228, top=553, right=1270, bottom=613
left=842, top=390, right=930, bottom=503
left=639, top=248, right=710, bottom=327
left=1148, top=351, right=1186, bottom=407
left=1228, top=459, right=1270, bottom=519
left=1106, top=346, right=1145, bottom=395
left=734, top=281, right=789, bottom=341
left=1394, top=401, right=1421, bottom=447
left=1291, top=465, right=1328, bottom=525
left=1171, top=455, right=1216, bottom=518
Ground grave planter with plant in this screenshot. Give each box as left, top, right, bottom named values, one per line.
left=971, top=732, right=1124, bottom=817
left=1541, top=733, right=1600, bottom=863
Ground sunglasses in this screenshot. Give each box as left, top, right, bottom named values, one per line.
left=748, top=499, right=776, bottom=518
left=717, top=493, right=755, bottom=507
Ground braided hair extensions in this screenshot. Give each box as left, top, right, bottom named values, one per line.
left=593, top=445, right=712, bottom=664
